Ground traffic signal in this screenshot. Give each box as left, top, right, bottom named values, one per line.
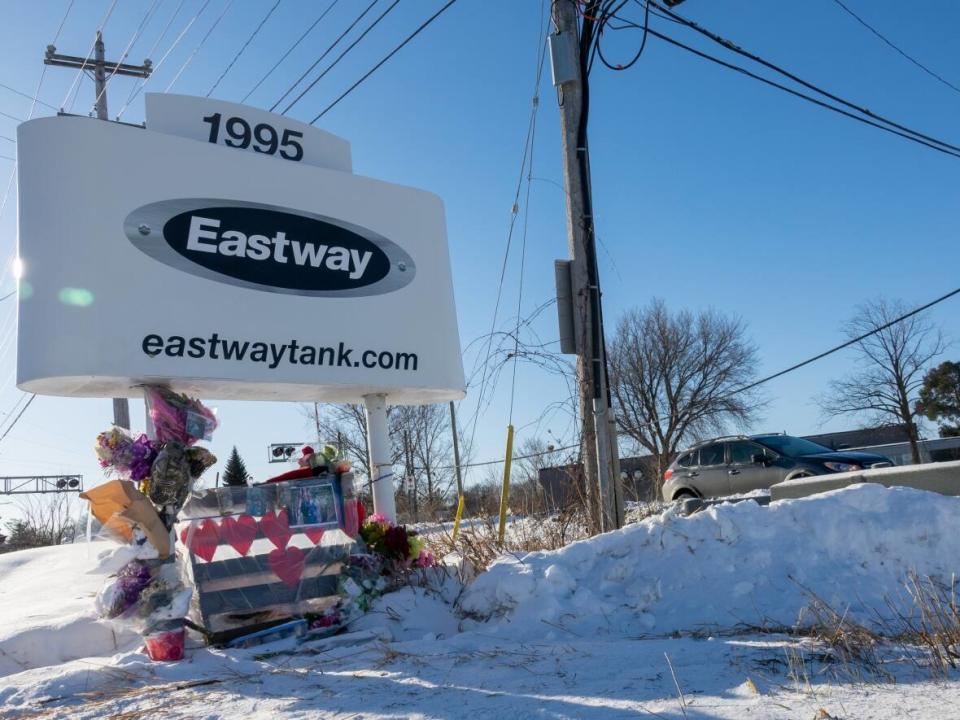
left=269, top=444, right=300, bottom=463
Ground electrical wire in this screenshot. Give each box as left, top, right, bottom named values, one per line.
left=144, top=0, right=186, bottom=61
left=281, top=0, right=400, bottom=116
left=62, top=0, right=121, bottom=112
left=0, top=83, right=57, bottom=111
left=91, top=0, right=163, bottom=115
left=463, top=5, right=546, bottom=471
left=594, top=0, right=649, bottom=72
left=206, top=0, right=283, bottom=97
left=509, top=22, right=549, bottom=425
left=644, top=0, right=960, bottom=156
left=831, top=0, right=960, bottom=96
left=642, top=26, right=960, bottom=160
left=0, top=110, right=23, bottom=123
left=165, top=0, right=235, bottom=93
left=270, top=0, right=379, bottom=113
left=730, top=286, right=960, bottom=396
left=116, top=0, right=216, bottom=119
left=310, top=0, right=460, bottom=122
left=0, top=394, right=37, bottom=446
left=241, top=0, right=340, bottom=103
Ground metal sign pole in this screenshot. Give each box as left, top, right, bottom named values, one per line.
left=363, top=393, right=396, bottom=522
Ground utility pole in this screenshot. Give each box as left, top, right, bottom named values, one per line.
left=44, top=33, right=151, bottom=430
left=550, top=0, right=623, bottom=532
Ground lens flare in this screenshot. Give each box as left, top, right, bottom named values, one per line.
left=58, top=287, right=95, bottom=307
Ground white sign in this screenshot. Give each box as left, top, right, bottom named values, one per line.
left=16, top=115, right=464, bottom=404
left=145, top=94, right=352, bottom=173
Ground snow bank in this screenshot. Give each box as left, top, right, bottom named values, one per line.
left=0, top=543, right=138, bottom=677
left=460, top=484, right=960, bottom=639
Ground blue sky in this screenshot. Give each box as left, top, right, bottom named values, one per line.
left=0, top=0, right=957, bottom=506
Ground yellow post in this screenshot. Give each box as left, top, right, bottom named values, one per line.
left=451, top=493, right=465, bottom=543
left=497, top=424, right=514, bottom=544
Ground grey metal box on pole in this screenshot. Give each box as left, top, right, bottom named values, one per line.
left=554, top=259, right=577, bottom=355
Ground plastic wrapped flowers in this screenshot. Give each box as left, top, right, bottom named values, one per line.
left=95, top=427, right=158, bottom=482
left=359, top=514, right=436, bottom=573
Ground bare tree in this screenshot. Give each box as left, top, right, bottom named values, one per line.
left=609, top=299, right=763, bottom=492
left=306, top=402, right=469, bottom=522
left=4, top=494, right=78, bottom=550
left=819, top=298, right=945, bottom=464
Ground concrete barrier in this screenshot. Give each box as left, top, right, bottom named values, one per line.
left=770, top=460, right=960, bottom=501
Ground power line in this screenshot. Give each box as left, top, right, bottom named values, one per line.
left=310, top=0, right=460, bottom=123
left=281, top=0, right=400, bottom=116
left=165, top=0, right=235, bottom=93
left=207, top=0, right=283, bottom=97
left=462, top=7, right=548, bottom=476
left=831, top=0, right=960, bottom=96
left=144, top=0, right=187, bottom=61
left=642, top=26, right=960, bottom=160
left=644, top=1, right=960, bottom=157
left=730, top=286, right=960, bottom=396
left=428, top=443, right=581, bottom=472
left=0, top=394, right=37, bottom=446
left=0, top=83, right=57, bottom=111
left=116, top=0, right=215, bottom=119
left=241, top=0, right=340, bottom=103
left=509, top=17, right=550, bottom=425
left=62, top=0, right=120, bottom=112
left=91, top=0, right=163, bottom=114
left=270, top=0, right=379, bottom=113
left=0, top=110, right=23, bottom=123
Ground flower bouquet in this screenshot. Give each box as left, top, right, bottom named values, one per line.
left=95, top=428, right=157, bottom=481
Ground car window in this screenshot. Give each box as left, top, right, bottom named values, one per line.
left=728, top=441, right=762, bottom=465
left=676, top=452, right=693, bottom=467
left=698, top=443, right=724, bottom=466
left=754, top=435, right=832, bottom=457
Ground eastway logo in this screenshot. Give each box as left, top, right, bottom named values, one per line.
left=123, top=200, right=416, bottom=297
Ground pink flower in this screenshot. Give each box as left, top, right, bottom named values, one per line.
left=368, top=513, right=391, bottom=526
left=415, top=549, right=436, bottom=568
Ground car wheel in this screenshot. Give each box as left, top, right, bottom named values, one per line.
left=673, top=490, right=697, bottom=501
left=786, top=470, right=814, bottom=481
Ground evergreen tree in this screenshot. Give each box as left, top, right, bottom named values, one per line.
left=917, top=361, right=960, bottom=437
left=223, top=446, right=250, bottom=487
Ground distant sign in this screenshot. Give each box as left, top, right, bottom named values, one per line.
left=16, top=113, right=464, bottom=404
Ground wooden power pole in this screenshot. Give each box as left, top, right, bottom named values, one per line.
left=550, top=0, right=623, bottom=532
left=44, top=33, right=151, bottom=430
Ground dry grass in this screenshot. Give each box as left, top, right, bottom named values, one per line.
left=885, top=572, right=960, bottom=676
left=422, top=508, right=590, bottom=574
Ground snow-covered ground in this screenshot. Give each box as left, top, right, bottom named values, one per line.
left=2, top=484, right=960, bottom=719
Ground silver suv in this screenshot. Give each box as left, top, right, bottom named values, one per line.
left=661, top=434, right=894, bottom=501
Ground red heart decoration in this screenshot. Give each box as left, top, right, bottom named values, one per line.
left=303, top=527, right=325, bottom=545
left=260, top=509, right=291, bottom=550
left=179, top=527, right=188, bottom=547
left=219, top=514, right=258, bottom=556
left=344, top=499, right=360, bottom=538
left=188, top=519, right=220, bottom=562
left=268, top=546, right=305, bottom=588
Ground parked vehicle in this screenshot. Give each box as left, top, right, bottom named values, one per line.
left=661, top=434, right=894, bottom=501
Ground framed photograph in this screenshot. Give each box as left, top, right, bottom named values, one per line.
left=282, top=479, right=340, bottom=529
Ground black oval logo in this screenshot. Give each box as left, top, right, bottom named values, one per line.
left=124, top=199, right=416, bottom=297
